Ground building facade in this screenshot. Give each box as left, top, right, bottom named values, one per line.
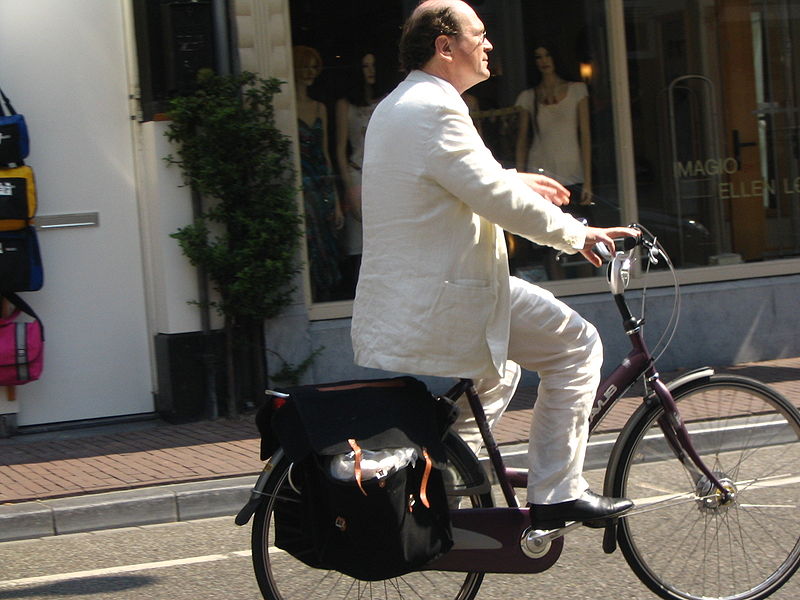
left=1, top=0, right=798, bottom=430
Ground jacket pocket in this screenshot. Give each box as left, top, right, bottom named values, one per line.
left=420, top=280, right=495, bottom=357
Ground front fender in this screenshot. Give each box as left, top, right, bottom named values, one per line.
left=603, top=366, right=715, bottom=495
left=599, top=367, right=715, bottom=553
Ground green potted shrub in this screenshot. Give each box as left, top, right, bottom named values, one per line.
left=165, top=70, right=303, bottom=417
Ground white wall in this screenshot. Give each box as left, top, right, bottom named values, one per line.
left=0, top=0, right=155, bottom=424
left=136, top=121, right=209, bottom=335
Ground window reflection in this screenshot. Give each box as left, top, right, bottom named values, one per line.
left=625, top=0, right=800, bottom=266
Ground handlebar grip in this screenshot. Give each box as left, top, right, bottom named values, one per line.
left=593, top=235, right=641, bottom=263
left=621, top=235, right=640, bottom=251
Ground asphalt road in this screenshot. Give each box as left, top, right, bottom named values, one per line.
left=2, top=454, right=800, bottom=600
left=0, top=514, right=635, bottom=600
left=2, top=511, right=799, bottom=600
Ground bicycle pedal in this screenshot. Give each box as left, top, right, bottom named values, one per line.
left=528, top=520, right=580, bottom=541
left=583, top=518, right=611, bottom=529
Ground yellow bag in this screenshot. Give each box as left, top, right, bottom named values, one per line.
left=0, top=165, right=36, bottom=231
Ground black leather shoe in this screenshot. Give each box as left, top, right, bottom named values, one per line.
left=529, top=489, right=633, bottom=529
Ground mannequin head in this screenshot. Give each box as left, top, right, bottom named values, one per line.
left=343, top=51, right=394, bottom=106
left=533, top=46, right=557, bottom=77
left=361, top=53, right=377, bottom=86
left=529, top=40, right=572, bottom=85
left=293, top=45, right=323, bottom=89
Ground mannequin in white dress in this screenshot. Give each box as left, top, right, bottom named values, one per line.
left=514, top=42, right=593, bottom=278
left=515, top=42, right=592, bottom=207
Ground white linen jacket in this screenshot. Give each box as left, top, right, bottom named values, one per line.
left=351, top=71, right=586, bottom=380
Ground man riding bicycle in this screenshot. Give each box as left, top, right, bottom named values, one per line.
left=351, top=0, right=637, bottom=529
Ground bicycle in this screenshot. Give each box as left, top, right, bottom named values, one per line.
left=236, top=226, right=800, bottom=600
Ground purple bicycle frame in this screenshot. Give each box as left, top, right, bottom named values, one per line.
left=429, top=284, right=728, bottom=574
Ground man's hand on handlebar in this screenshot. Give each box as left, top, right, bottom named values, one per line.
left=580, top=226, right=641, bottom=267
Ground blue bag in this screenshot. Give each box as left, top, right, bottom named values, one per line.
left=0, top=88, right=29, bottom=167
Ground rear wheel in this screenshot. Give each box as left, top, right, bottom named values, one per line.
left=251, top=431, right=492, bottom=600
left=613, top=375, right=800, bottom=600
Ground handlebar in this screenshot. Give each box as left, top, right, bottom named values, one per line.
left=596, top=224, right=680, bottom=360
left=593, top=226, right=663, bottom=296
left=592, top=233, right=643, bottom=264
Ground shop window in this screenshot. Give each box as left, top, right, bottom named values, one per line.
left=133, top=0, right=218, bottom=121
left=624, top=0, right=800, bottom=266
left=290, top=0, right=620, bottom=306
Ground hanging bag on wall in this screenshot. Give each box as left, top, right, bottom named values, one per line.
left=0, top=165, right=37, bottom=231
left=0, top=291, right=44, bottom=386
left=0, top=226, right=44, bottom=292
left=0, top=88, right=29, bottom=167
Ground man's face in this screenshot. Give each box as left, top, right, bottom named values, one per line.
left=449, top=6, right=492, bottom=91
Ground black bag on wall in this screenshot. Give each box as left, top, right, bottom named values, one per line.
left=0, top=226, right=44, bottom=292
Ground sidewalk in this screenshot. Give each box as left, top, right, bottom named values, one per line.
left=1, top=357, right=799, bottom=541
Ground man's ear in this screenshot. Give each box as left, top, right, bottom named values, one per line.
left=434, top=34, right=454, bottom=61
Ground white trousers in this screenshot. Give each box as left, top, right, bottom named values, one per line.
left=453, top=276, right=603, bottom=504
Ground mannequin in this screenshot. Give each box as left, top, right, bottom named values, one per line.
left=335, top=52, right=384, bottom=290
left=515, top=42, right=593, bottom=278
left=515, top=42, right=592, bottom=207
left=294, top=45, right=343, bottom=301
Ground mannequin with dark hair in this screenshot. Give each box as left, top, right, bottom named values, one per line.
left=514, top=41, right=593, bottom=278
left=515, top=41, right=592, bottom=208
left=335, top=52, right=389, bottom=288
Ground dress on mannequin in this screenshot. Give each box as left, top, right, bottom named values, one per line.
left=298, top=112, right=342, bottom=300
left=515, top=82, right=588, bottom=187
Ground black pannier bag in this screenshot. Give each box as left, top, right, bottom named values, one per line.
left=258, top=376, right=456, bottom=581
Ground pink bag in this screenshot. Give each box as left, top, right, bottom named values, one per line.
left=0, top=292, right=44, bottom=386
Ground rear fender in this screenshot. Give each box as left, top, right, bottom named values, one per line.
left=234, top=449, right=284, bottom=526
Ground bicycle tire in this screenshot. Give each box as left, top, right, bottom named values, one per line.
left=611, top=374, right=800, bottom=600
left=251, top=431, right=493, bottom=600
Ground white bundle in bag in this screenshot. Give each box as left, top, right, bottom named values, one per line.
left=329, top=447, right=417, bottom=481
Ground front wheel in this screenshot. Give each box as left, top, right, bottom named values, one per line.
left=612, top=374, right=800, bottom=600
left=251, top=431, right=493, bottom=600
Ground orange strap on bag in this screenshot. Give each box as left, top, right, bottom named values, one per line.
left=347, top=438, right=368, bottom=496
left=347, top=438, right=433, bottom=508
left=419, top=448, right=433, bottom=509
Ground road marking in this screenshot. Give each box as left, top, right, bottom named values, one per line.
left=0, top=550, right=252, bottom=589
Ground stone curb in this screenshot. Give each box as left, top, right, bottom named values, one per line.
left=2, top=417, right=774, bottom=543
left=0, top=475, right=258, bottom=543
left=1, top=439, right=618, bottom=543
